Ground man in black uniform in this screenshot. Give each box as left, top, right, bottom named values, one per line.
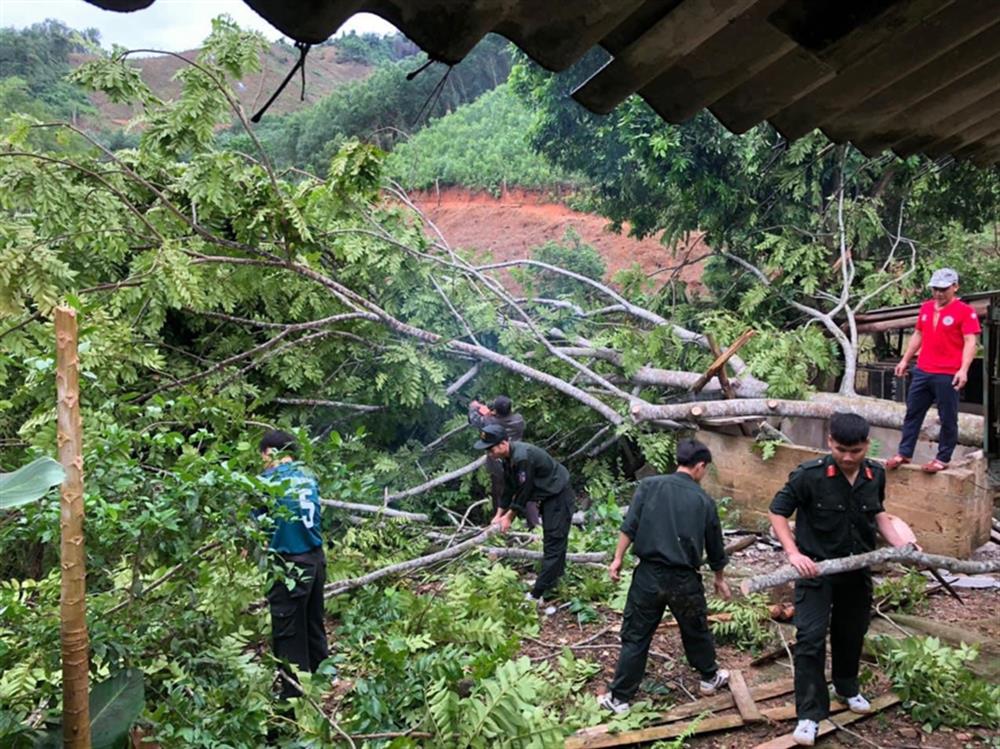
left=598, top=439, right=731, bottom=714
left=468, top=395, right=538, bottom=527
left=474, top=423, right=575, bottom=608
left=769, top=413, right=915, bottom=746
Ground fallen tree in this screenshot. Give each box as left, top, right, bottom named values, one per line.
left=632, top=395, right=984, bottom=446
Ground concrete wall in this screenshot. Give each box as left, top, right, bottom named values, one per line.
left=697, top=429, right=991, bottom=558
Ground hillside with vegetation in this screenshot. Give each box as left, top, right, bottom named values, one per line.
left=1, top=16, right=998, bottom=749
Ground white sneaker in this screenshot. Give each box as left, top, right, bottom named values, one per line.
left=793, top=719, right=818, bottom=746
left=597, top=692, right=630, bottom=714
left=525, top=592, right=557, bottom=616
left=698, top=668, right=729, bottom=696
left=836, top=692, right=872, bottom=713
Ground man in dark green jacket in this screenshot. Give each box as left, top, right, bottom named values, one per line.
left=598, top=439, right=731, bottom=714
left=468, top=395, right=538, bottom=527
left=769, top=412, right=914, bottom=746
left=474, top=423, right=575, bottom=606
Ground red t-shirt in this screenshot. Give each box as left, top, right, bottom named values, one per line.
left=915, top=298, right=981, bottom=374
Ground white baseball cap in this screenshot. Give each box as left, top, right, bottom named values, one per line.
left=928, top=268, right=958, bottom=288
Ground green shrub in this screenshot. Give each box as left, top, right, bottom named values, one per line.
left=873, top=635, right=1000, bottom=730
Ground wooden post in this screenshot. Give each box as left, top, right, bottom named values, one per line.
left=690, top=329, right=755, bottom=393
left=55, top=306, right=91, bottom=749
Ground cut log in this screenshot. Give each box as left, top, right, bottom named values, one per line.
left=751, top=693, right=900, bottom=749
left=725, top=535, right=756, bottom=554
left=742, top=545, right=1000, bottom=595
left=632, top=394, right=983, bottom=446
left=729, top=670, right=764, bottom=723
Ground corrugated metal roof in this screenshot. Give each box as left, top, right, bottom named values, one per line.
left=85, top=0, right=1000, bottom=165
left=854, top=290, right=999, bottom=333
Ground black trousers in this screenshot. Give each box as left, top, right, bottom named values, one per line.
left=898, top=367, right=960, bottom=463
left=267, top=547, right=329, bottom=699
left=530, top=486, right=575, bottom=599
left=793, top=570, right=872, bottom=721
left=488, top=457, right=540, bottom=527
left=609, top=562, right=718, bottom=701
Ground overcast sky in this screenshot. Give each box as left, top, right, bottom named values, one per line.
left=0, top=0, right=398, bottom=51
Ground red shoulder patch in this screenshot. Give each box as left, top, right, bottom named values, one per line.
left=865, top=466, right=874, bottom=480
left=826, top=464, right=836, bottom=478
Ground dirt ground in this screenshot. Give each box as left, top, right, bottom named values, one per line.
left=521, top=539, right=1000, bottom=749
left=410, top=187, right=710, bottom=294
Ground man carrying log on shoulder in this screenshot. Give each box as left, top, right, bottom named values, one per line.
left=598, top=439, right=732, bottom=715
left=769, top=412, right=916, bottom=746
left=474, top=423, right=575, bottom=614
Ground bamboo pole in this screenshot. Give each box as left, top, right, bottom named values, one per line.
left=55, top=306, right=91, bottom=749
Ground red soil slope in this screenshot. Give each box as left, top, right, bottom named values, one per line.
left=71, top=43, right=372, bottom=127
left=410, top=187, right=708, bottom=293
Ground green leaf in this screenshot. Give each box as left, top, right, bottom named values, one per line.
left=0, top=457, right=65, bottom=510
left=89, top=668, right=145, bottom=748
left=32, top=670, right=145, bottom=749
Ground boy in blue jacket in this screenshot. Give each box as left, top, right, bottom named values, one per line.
left=256, top=430, right=328, bottom=699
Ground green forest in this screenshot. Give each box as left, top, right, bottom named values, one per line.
left=1, top=15, right=999, bottom=749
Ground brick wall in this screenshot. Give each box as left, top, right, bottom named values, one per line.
left=697, top=430, right=990, bottom=558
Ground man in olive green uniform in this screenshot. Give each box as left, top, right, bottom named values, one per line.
left=598, top=439, right=731, bottom=714
left=468, top=395, right=538, bottom=527
left=474, top=423, right=575, bottom=604
left=769, top=412, right=915, bottom=747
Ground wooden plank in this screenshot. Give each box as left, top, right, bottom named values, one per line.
left=691, top=329, right=755, bottom=393
left=568, top=700, right=813, bottom=749
left=751, top=693, right=901, bottom=749
left=750, top=641, right=795, bottom=667
left=570, top=677, right=795, bottom=743
left=729, top=670, right=765, bottom=723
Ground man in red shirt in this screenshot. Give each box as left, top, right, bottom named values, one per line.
left=887, top=268, right=981, bottom=473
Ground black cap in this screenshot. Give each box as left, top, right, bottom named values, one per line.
left=474, top=423, right=507, bottom=450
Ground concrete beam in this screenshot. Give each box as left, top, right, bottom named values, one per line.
left=710, top=46, right=834, bottom=134
left=954, top=127, right=1000, bottom=165
left=572, top=0, right=763, bottom=114
left=639, top=0, right=792, bottom=124
left=495, top=0, right=647, bottom=72
left=771, top=3, right=999, bottom=141
left=851, top=57, right=1000, bottom=155
left=717, top=0, right=971, bottom=137
left=823, top=22, right=1000, bottom=145
left=900, top=88, right=1000, bottom=157
left=970, top=146, right=1000, bottom=167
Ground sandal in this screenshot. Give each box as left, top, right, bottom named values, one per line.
left=885, top=455, right=911, bottom=470
left=921, top=459, right=948, bottom=473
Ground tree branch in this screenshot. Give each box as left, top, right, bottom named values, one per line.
left=324, top=524, right=500, bottom=597
left=742, top=545, right=1000, bottom=594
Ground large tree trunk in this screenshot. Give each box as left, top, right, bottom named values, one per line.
left=631, top=393, right=983, bottom=446
left=55, top=307, right=91, bottom=749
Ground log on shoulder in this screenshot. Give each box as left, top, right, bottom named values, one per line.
left=742, top=545, right=1000, bottom=595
